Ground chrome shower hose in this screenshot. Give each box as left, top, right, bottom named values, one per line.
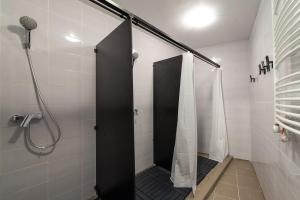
left=24, top=48, right=62, bottom=150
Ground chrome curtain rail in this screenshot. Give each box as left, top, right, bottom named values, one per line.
left=89, top=0, right=221, bottom=68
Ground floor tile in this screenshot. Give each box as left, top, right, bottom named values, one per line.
left=219, top=171, right=237, bottom=185
left=204, top=158, right=265, bottom=200
left=226, top=162, right=238, bottom=174
left=234, top=159, right=254, bottom=170
left=239, top=187, right=265, bottom=200
left=214, top=194, right=236, bottom=200
left=237, top=174, right=260, bottom=190
left=237, top=168, right=256, bottom=177
left=215, top=182, right=238, bottom=199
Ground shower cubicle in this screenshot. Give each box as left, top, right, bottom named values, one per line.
left=93, top=1, right=224, bottom=197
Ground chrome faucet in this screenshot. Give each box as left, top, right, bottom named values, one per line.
left=10, top=113, right=42, bottom=127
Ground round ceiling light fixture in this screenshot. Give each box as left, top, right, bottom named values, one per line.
left=182, top=5, right=217, bottom=29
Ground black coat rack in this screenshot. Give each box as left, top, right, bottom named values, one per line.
left=250, top=55, right=274, bottom=83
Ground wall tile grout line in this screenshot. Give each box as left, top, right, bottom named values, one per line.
left=236, top=165, right=240, bottom=200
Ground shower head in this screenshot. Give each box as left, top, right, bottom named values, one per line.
left=19, top=16, right=37, bottom=31
left=132, top=49, right=139, bottom=62
left=19, top=16, right=37, bottom=49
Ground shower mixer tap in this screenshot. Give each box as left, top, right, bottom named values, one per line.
left=10, top=113, right=42, bottom=127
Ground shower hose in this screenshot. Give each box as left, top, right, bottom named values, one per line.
left=24, top=48, right=62, bottom=151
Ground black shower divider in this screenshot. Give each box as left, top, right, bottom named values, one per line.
left=153, top=56, right=183, bottom=171
left=95, top=19, right=135, bottom=200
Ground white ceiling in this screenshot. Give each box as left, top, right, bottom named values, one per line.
left=112, top=0, right=261, bottom=48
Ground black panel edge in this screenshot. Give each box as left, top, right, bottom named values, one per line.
left=153, top=55, right=183, bottom=67
left=95, top=19, right=135, bottom=200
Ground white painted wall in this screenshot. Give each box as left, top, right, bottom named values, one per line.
left=197, top=41, right=251, bottom=160
left=0, top=0, right=181, bottom=199
left=250, top=0, right=300, bottom=199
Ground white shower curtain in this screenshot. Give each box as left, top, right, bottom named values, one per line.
left=171, top=52, right=198, bottom=194
left=209, top=69, right=228, bottom=163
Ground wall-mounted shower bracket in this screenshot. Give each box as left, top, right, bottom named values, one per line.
left=24, top=30, right=32, bottom=49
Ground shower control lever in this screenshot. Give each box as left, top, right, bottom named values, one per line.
left=10, top=113, right=42, bottom=127
left=10, top=114, right=25, bottom=122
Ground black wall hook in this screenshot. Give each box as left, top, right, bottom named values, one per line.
left=262, top=60, right=270, bottom=72
left=259, top=64, right=266, bottom=75
left=265, top=56, right=273, bottom=69
left=250, top=75, right=256, bottom=82
left=257, top=56, right=273, bottom=77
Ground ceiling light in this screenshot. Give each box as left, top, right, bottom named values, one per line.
left=182, top=6, right=216, bottom=29
left=64, top=33, right=81, bottom=43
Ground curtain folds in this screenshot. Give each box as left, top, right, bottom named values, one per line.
left=209, top=69, right=228, bottom=163
left=171, top=52, right=198, bottom=194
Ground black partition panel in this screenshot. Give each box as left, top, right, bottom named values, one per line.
left=153, top=55, right=182, bottom=171
left=95, top=20, right=135, bottom=200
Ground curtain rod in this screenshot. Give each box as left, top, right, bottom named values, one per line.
left=89, top=0, right=221, bottom=68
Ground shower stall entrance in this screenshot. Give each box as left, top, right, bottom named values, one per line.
left=134, top=56, right=218, bottom=200
left=153, top=55, right=182, bottom=171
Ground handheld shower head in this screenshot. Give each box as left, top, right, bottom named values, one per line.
left=132, top=49, right=139, bottom=63
left=19, top=16, right=37, bottom=49
left=19, top=16, right=37, bottom=30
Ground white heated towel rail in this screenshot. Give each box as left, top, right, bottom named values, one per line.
left=273, top=0, right=300, bottom=136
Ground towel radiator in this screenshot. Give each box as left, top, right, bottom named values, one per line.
left=273, top=0, right=300, bottom=138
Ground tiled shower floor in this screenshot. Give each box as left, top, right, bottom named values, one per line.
left=135, top=156, right=218, bottom=200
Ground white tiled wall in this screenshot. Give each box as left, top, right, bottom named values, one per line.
left=249, top=0, right=300, bottom=199
left=0, top=0, right=181, bottom=199
left=197, top=41, right=251, bottom=160
left=132, top=27, right=181, bottom=173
